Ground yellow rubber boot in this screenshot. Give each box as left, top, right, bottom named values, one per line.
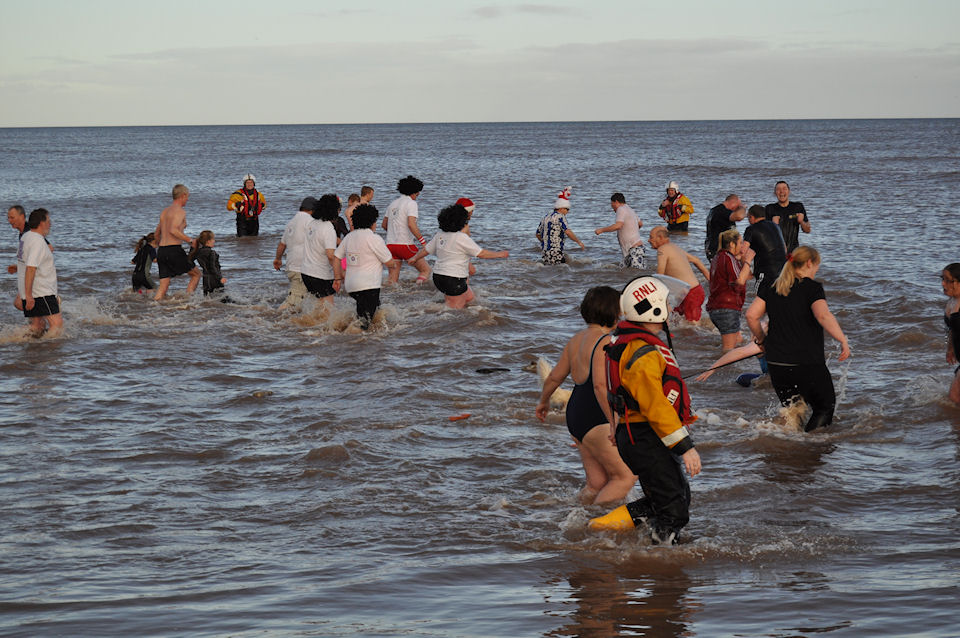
left=588, top=505, right=636, bottom=532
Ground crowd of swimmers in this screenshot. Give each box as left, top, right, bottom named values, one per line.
left=7, top=176, right=959, bottom=546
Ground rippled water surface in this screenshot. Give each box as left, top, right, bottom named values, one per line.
left=1, top=119, right=959, bottom=637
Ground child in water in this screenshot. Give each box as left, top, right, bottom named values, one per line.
left=942, top=263, right=960, bottom=405
left=188, top=230, right=227, bottom=298
left=131, top=232, right=157, bottom=292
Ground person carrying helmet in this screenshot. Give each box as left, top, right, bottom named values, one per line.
left=657, top=181, right=694, bottom=232
left=228, top=174, right=267, bottom=237
left=588, top=276, right=702, bottom=545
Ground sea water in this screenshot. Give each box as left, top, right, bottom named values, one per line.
left=1, top=119, right=958, bottom=637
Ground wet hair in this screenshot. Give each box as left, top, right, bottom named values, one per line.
left=188, top=230, right=215, bottom=261
left=580, top=286, right=620, bottom=327
left=360, top=186, right=374, bottom=198
left=773, top=245, right=820, bottom=297
left=944, top=263, right=960, bottom=281
left=610, top=192, right=626, bottom=204
left=172, top=184, right=189, bottom=200
left=347, top=193, right=361, bottom=204
left=135, top=232, right=156, bottom=252
left=437, top=204, right=469, bottom=232
left=8, top=205, right=25, bottom=217
left=747, top=204, right=766, bottom=221
left=775, top=180, right=790, bottom=190
left=718, top=228, right=740, bottom=254
left=27, top=208, right=49, bottom=229
left=397, top=175, right=423, bottom=196
left=312, top=193, right=341, bottom=221
left=351, top=203, right=378, bottom=229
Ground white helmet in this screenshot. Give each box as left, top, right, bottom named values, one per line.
left=243, top=173, right=256, bottom=184
left=621, top=276, right=670, bottom=323
left=666, top=180, right=680, bottom=192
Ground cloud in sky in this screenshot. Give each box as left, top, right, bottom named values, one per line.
left=472, top=4, right=580, bottom=19
left=1, top=0, right=958, bottom=126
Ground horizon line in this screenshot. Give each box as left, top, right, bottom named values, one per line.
left=2, top=115, right=958, bottom=131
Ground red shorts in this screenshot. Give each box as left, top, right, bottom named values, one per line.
left=674, top=284, right=705, bottom=322
left=387, top=244, right=419, bottom=260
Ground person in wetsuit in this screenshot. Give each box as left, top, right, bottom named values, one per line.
left=536, top=286, right=637, bottom=505
left=942, top=263, right=960, bottom=405
left=704, top=194, right=745, bottom=261
left=742, top=205, right=787, bottom=294
left=131, top=232, right=157, bottom=292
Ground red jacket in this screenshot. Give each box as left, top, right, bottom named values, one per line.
left=706, top=251, right=745, bottom=311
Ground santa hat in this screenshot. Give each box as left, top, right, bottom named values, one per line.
left=553, top=186, right=572, bottom=210
left=455, top=197, right=475, bottom=213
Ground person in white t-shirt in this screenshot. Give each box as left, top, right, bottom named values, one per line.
left=594, top=192, right=646, bottom=269
left=273, top=196, right=317, bottom=309
left=382, top=175, right=430, bottom=284
left=14, top=208, right=62, bottom=336
left=334, top=204, right=397, bottom=329
left=407, top=203, right=509, bottom=309
left=300, top=194, right=342, bottom=304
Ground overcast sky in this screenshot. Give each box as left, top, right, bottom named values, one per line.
left=1, top=0, right=958, bottom=127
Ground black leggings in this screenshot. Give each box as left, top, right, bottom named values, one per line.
left=349, top=288, right=381, bottom=329
left=767, top=362, right=836, bottom=432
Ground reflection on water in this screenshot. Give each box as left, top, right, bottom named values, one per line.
left=549, top=560, right=694, bottom=638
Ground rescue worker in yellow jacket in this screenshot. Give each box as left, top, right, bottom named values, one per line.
left=228, top=174, right=267, bottom=237
left=589, top=275, right=702, bottom=544
left=657, top=180, right=694, bottom=232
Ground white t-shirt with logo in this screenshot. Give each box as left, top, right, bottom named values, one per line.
left=18, top=230, right=57, bottom=297
left=385, top=195, right=418, bottom=245
left=334, top=228, right=392, bottom=292
left=427, top=231, right=482, bottom=279
left=300, top=219, right=339, bottom=280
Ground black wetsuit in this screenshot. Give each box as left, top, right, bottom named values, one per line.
left=704, top=204, right=736, bottom=261
left=946, top=311, right=960, bottom=371
left=193, top=246, right=224, bottom=295
left=564, top=337, right=609, bottom=442
left=743, top=219, right=786, bottom=292
left=131, top=244, right=156, bottom=291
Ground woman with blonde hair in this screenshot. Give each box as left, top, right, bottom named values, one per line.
left=745, top=246, right=851, bottom=432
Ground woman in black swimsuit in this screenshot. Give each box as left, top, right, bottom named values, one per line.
left=942, top=263, right=960, bottom=405
left=536, top=287, right=637, bottom=505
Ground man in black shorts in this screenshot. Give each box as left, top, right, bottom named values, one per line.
left=15, top=208, right=63, bottom=336
left=153, top=184, right=200, bottom=301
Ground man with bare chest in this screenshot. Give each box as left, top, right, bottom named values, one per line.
left=153, top=184, right=200, bottom=301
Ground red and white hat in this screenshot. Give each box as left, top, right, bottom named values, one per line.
left=553, top=186, right=572, bottom=210
left=455, top=197, right=475, bottom=213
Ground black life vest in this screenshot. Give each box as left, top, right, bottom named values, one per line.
left=604, top=321, right=695, bottom=426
